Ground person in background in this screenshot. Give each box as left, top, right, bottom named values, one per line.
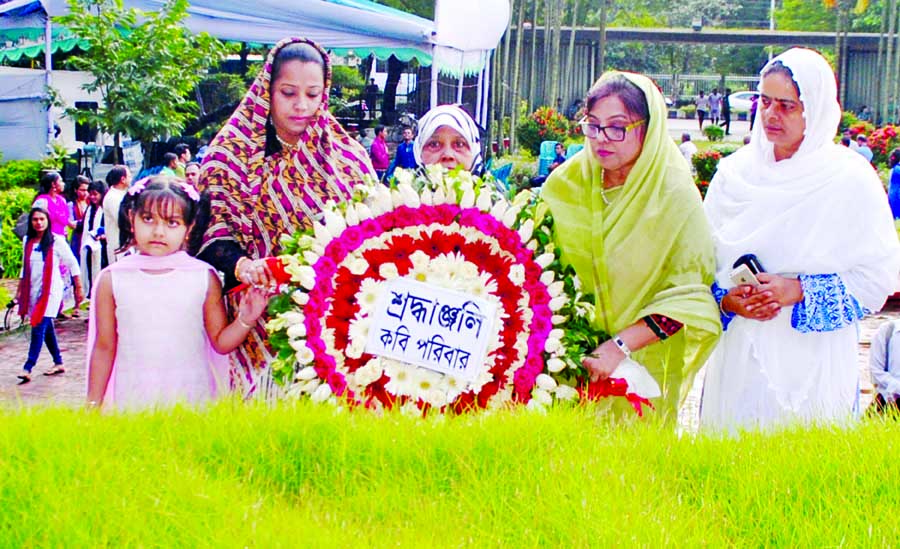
left=80, top=180, right=108, bottom=298
left=102, top=165, right=131, bottom=265
left=184, top=162, right=201, bottom=187
left=364, top=78, right=379, bottom=120
left=159, top=152, right=179, bottom=176
left=722, top=88, right=732, bottom=135
left=369, top=125, right=390, bottom=181
left=868, top=319, right=900, bottom=415
left=173, top=143, right=191, bottom=177
left=855, top=134, right=874, bottom=163
left=840, top=136, right=852, bottom=147
left=68, top=175, right=90, bottom=258
left=33, top=171, right=74, bottom=238
left=695, top=90, right=710, bottom=131
left=701, top=48, right=900, bottom=432
left=394, top=127, right=417, bottom=169
left=749, top=93, right=759, bottom=132
left=529, top=142, right=568, bottom=187
left=678, top=132, right=698, bottom=165
left=413, top=104, right=483, bottom=174
left=709, top=88, right=722, bottom=126
left=887, top=148, right=900, bottom=219
left=15, top=207, right=83, bottom=384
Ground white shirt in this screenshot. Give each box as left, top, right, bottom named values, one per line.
left=22, top=234, right=81, bottom=318
left=869, top=320, right=900, bottom=399
left=102, top=186, right=127, bottom=265
left=679, top=141, right=698, bottom=164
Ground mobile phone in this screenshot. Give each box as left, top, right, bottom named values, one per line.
left=732, top=253, right=765, bottom=275
left=730, top=263, right=760, bottom=286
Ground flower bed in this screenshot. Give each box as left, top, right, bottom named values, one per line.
left=266, top=168, right=653, bottom=414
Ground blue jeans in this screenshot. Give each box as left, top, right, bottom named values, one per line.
left=23, top=317, right=62, bottom=373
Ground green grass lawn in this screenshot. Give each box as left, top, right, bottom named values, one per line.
left=1, top=401, right=898, bottom=546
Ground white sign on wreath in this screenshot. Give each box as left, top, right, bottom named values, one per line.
left=365, top=277, right=497, bottom=382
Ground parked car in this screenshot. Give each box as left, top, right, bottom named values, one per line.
left=728, top=91, right=758, bottom=114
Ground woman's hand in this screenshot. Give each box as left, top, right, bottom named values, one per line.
left=756, top=273, right=804, bottom=308
left=722, top=284, right=780, bottom=321
left=238, top=287, right=268, bottom=326
left=237, top=257, right=274, bottom=289
left=582, top=340, right=627, bottom=382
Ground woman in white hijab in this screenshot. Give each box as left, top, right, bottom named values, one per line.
left=701, top=48, right=900, bottom=432
left=413, top=104, right=483, bottom=174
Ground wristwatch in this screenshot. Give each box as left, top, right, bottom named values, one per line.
left=612, top=335, right=632, bottom=357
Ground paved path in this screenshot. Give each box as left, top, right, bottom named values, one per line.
left=2, top=278, right=897, bottom=425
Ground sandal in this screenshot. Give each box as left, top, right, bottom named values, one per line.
left=43, top=366, right=65, bottom=376
left=17, top=374, right=31, bottom=384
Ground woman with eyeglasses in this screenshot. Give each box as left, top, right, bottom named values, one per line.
left=701, top=48, right=900, bottom=432
left=541, top=72, right=721, bottom=421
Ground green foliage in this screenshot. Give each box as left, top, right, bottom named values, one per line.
left=1, top=403, right=900, bottom=545
left=40, top=142, right=75, bottom=172
left=841, top=110, right=860, bottom=132
left=679, top=104, right=697, bottom=118
left=57, top=0, right=229, bottom=147
left=198, top=73, right=246, bottom=115
left=0, top=285, right=10, bottom=309
left=331, top=65, right=366, bottom=99
left=0, top=160, right=41, bottom=192
left=702, top=124, right=725, bottom=142
left=517, top=106, right=569, bottom=156
left=0, top=187, right=37, bottom=277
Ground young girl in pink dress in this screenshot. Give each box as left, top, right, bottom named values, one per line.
left=86, top=176, right=268, bottom=411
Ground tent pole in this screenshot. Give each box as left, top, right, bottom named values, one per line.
left=430, top=48, right=438, bottom=109
left=456, top=54, right=464, bottom=105
left=45, top=15, right=53, bottom=147
left=482, top=50, right=492, bottom=128
left=475, top=51, right=485, bottom=123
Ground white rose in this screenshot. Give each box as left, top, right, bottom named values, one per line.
left=547, top=357, right=566, bottom=373
left=287, top=322, right=307, bottom=339
left=549, top=296, right=567, bottom=311
left=390, top=188, right=404, bottom=208
left=460, top=187, right=476, bottom=208
left=311, top=383, right=333, bottom=403
left=532, top=388, right=553, bottom=406
left=544, top=338, right=561, bottom=354
left=394, top=168, right=414, bottom=187
left=535, top=253, right=555, bottom=268
left=313, top=221, right=332, bottom=246
left=323, top=210, right=347, bottom=237
left=536, top=373, right=557, bottom=391
left=517, top=218, right=534, bottom=242
left=291, top=290, right=309, bottom=306
left=489, top=199, right=507, bottom=221
left=555, top=385, right=579, bottom=401
left=302, top=250, right=320, bottom=265
left=548, top=329, right=564, bottom=340
left=432, top=186, right=448, bottom=205
left=288, top=338, right=308, bottom=352
left=476, top=189, right=493, bottom=212
left=344, top=204, right=360, bottom=226
left=540, top=271, right=555, bottom=286
left=420, top=187, right=434, bottom=206
left=346, top=257, right=369, bottom=276
left=397, top=182, right=421, bottom=208
left=297, top=366, right=318, bottom=380
left=296, top=266, right=317, bottom=290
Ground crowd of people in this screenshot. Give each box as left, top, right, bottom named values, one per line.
left=12, top=39, right=900, bottom=432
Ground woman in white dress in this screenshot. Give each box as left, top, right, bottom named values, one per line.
left=701, top=48, right=900, bottom=432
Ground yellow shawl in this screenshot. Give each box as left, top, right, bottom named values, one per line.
left=542, top=71, right=721, bottom=416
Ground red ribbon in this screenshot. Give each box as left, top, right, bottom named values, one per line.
left=578, top=377, right=655, bottom=417
left=227, top=256, right=290, bottom=295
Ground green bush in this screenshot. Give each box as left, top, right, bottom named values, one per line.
left=702, top=124, right=725, bottom=142
left=0, top=187, right=37, bottom=278
left=679, top=104, right=696, bottom=118
left=711, top=143, right=740, bottom=157
left=0, top=159, right=42, bottom=191
left=692, top=149, right=723, bottom=183
left=840, top=110, right=859, bottom=132
left=0, top=285, right=9, bottom=309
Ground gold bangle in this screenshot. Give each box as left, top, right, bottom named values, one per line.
left=237, top=315, right=255, bottom=330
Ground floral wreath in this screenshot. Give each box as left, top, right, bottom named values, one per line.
left=266, top=167, right=654, bottom=414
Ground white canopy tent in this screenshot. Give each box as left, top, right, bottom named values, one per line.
left=0, top=0, right=509, bottom=160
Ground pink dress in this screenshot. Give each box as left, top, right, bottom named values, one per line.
left=87, top=252, right=228, bottom=411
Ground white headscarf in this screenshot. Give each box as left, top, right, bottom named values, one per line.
left=413, top=104, right=483, bottom=173
left=702, top=48, right=900, bottom=422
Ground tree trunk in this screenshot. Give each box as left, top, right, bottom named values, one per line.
left=876, top=0, right=888, bottom=124
left=498, top=0, right=514, bottom=155
left=510, top=0, right=526, bottom=153
left=598, top=0, right=609, bottom=78
left=528, top=2, right=539, bottom=110
left=543, top=0, right=552, bottom=105
left=565, top=0, right=580, bottom=112
left=883, top=0, right=898, bottom=124
left=549, top=0, right=563, bottom=110
left=114, top=132, right=120, bottom=165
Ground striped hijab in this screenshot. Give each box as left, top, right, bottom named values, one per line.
left=199, top=37, right=375, bottom=259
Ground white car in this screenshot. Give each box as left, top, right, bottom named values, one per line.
left=728, top=91, right=758, bottom=114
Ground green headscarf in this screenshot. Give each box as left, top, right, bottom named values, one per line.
left=542, top=71, right=721, bottom=417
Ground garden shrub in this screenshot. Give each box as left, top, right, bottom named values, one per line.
left=516, top=106, right=569, bottom=156
left=847, top=121, right=875, bottom=139
left=702, top=124, right=724, bottom=142
left=679, top=104, right=696, bottom=118
left=840, top=110, right=859, bottom=132
left=0, top=159, right=42, bottom=191
left=0, top=187, right=37, bottom=278
left=692, top=149, right=723, bottom=183
left=868, top=125, right=900, bottom=166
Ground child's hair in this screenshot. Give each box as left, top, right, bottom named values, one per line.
left=27, top=207, right=54, bottom=259
left=89, top=179, right=108, bottom=198
left=117, top=175, right=210, bottom=255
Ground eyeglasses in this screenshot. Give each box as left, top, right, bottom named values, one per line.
left=578, top=118, right=645, bottom=141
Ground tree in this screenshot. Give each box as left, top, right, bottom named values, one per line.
left=57, top=0, right=228, bottom=162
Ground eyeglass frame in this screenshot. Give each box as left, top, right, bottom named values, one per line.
left=578, top=118, right=646, bottom=142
